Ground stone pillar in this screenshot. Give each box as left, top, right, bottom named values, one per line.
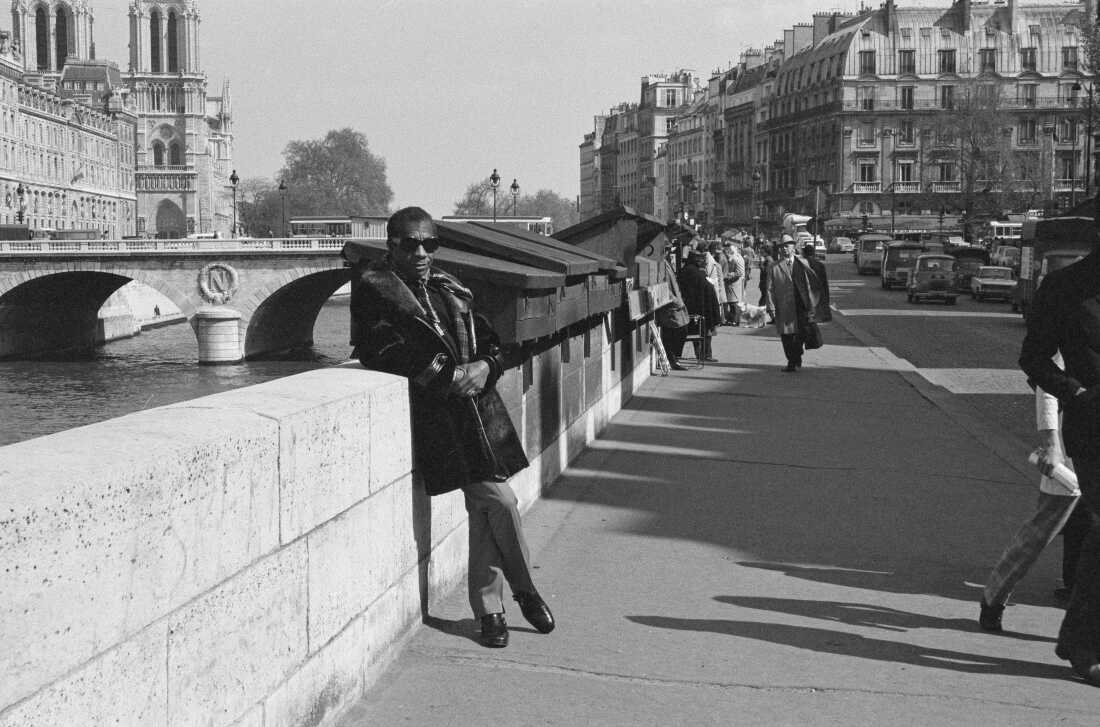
left=191, top=306, right=242, bottom=364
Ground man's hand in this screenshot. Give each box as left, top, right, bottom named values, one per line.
left=451, top=360, right=490, bottom=398
left=1038, top=428, right=1064, bottom=470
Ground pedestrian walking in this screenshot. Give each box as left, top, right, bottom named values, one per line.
left=724, top=242, right=746, bottom=325
left=801, top=242, right=832, bottom=323
left=704, top=241, right=728, bottom=316
left=979, top=373, right=1082, bottom=632
left=1019, top=237, right=1100, bottom=686
left=765, top=239, right=818, bottom=372
left=350, top=206, right=555, bottom=649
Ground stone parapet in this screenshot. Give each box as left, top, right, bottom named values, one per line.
left=0, top=310, right=653, bottom=726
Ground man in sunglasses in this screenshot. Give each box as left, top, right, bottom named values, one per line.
left=350, top=206, right=554, bottom=648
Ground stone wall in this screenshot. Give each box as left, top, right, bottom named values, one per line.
left=0, top=311, right=654, bottom=727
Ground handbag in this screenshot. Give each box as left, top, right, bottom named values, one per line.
left=800, top=319, right=824, bottom=349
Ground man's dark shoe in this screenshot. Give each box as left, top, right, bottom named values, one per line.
left=479, top=613, right=508, bottom=648
left=704, top=357, right=718, bottom=363
left=514, top=591, right=555, bottom=633
left=1056, top=644, right=1100, bottom=686
left=670, top=362, right=689, bottom=371
left=979, top=600, right=1004, bottom=632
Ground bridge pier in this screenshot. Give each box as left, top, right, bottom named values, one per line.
left=191, top=307, right=243, bottom=365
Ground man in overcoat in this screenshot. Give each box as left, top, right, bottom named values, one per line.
left=350, top=206, right=554, bottom=648
left=766, top=239, right=818, bottom=371
left=1019, top=231, right=1100, bottom=686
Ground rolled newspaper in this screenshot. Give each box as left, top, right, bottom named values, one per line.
left=1029, top=449, right=1079, bottom=495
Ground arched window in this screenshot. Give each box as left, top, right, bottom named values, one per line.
left=169, top=141, right=182, bottom=166
left=166, top=11, right=178, bottom=73
left=152, top=140, right=165, bottom=167
left=34, top=6, right=48, bottom=71
left=55, top=7, right=69, bottom=71
left=149, top=10, right=162, bottom=73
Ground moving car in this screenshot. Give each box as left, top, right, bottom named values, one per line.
left=969, top=266, right=1017, bottom=301
left=990, top=245, right=1020, bottom=269
left=906, top=254, right=958, bottom=305
left=951, top=245, right=991, bottom=292
left=832, top=236, right=854, bottom=253
left=881, top=241, right=924, bottom=289
left=855, top=233, right=890, bottom=275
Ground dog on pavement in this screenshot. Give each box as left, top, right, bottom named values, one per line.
left=739, top=303, right=768, bottom=328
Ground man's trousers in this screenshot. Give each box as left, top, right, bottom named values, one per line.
left=1058, top=455, right=1100, bottom=654
left=780, top=333, right=803, bottom=366
left=983, top=492, right=1079, bottom=607
left=463, top=479, right=536, bottom=618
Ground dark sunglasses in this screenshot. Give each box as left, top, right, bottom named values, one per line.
left=395, top=236, right=441, bottom=253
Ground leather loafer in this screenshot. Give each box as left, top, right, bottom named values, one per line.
left=479, top=613, right=508, bottom=648
left=978, top=599, right=1004, bottom=632
left=514, top=591, right=555, bottom=634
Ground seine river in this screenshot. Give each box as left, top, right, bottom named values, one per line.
left=0, top=297, right=354, bottom=446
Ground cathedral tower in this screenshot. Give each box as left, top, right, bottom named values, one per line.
left=10, top=0, right=95, bottom=79
left=126, top=0, right=233, bottom=237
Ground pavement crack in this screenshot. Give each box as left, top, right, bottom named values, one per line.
left=422, top=651, right=1093, bottom=716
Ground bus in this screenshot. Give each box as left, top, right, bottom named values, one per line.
left=988, top=220, right=1022, bottom=248
left=289, top=215, right=388, bottom=239
left=440, top=215, right=554, bottom=236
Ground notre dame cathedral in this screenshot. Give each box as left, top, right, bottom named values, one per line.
left=8, top=0, right=233, bottom=238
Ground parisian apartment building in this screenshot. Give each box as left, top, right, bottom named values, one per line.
left=0, top=0, right=232, bottom=239
left=580, top=0, right=1096, bottom=234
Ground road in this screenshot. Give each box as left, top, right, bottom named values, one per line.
left=820, top=252, right=1035, bottom=450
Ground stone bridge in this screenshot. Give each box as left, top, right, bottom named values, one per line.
left=0, top=237, right=363, bottom=362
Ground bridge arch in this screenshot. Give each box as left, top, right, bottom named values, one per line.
left=241, top=267, right=351, bottom=358
left=0, top=267, right=195, bottom=359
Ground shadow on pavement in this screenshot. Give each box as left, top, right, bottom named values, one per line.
left=712, top=594, right=1056, bottom=643
left=625, top=615, right=1068, bottom=681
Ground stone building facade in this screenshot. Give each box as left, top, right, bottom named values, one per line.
left=126, top=0, right=233, bottom=238
left=583, top=0, right=1096, bottom=237
left=0, top=12, right=136, bottom=237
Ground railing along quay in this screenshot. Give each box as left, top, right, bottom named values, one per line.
left=0, top=237, right=374, bottom=255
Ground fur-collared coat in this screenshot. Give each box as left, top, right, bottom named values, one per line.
left=350, top=261, right=528, bottom=495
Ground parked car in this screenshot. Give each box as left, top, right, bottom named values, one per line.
left=970, top=266, right=1017, bottom=301
left=906, top=254, right=958, bottom=305
left=831, top=236, right=854, bottom=253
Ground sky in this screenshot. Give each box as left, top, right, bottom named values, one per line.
left=92, top=0, right=869, bottom=216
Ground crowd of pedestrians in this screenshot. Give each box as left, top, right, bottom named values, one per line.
left=657, top=232, right=829, bottom=371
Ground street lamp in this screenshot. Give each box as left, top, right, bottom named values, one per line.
left=751, top=169, right=761, bottom=239
left=510, top=178, right=520, bottom=216
left=15, top=182, right=25, bottom=224
left=229, top=169, right=239, bottom=238
left=278, top=178, right=288, bottom=237
left=489, top=168, right=501, bottom=223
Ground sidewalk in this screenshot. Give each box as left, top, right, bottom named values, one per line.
left=336, top=315, right=1097, bottom=726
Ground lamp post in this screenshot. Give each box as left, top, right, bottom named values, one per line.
left=278, top=178, right=287, bottom=237
left=489, top=168, right=500, bottom=223
left=510, top=178, right=519, bottom=216
left=808, top=178, right=828, bottom=242
left=229, top=169, right=239, bottom=238
left=15, top=182, right=25, bottom=224
left=751, top=169, right=761, bottom=240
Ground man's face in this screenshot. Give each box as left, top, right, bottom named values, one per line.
left=388, top=218, right=438, bottom=281
left=781, top=243, right=797, bottom=260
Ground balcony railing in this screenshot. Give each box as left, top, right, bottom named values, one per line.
left=1054, top=178, right=1085, bottom=192
left=0, top=237, right=351, bottom=255
left=931, top=181, right=961, bottom=193
left=136, top=165, right=195, bottom=173
left=853, top=182, right=881, bottom=193
left=892, top=181, right=921, bottom=193
left=839, top=96, right=1074, bottom=112
left=136, top=172, right=196, bottom=192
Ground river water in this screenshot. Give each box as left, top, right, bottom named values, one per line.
left=0, top=297, right=353, bottom=446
